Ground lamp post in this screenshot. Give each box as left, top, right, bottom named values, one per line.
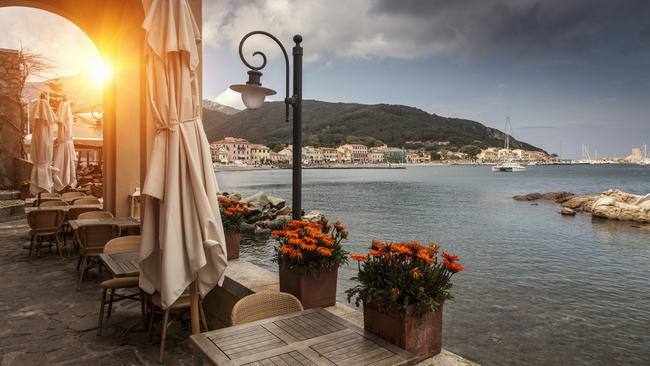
left=230, top=31, right=303, bottom=220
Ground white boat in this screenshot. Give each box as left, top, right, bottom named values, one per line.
left=492, top=160, right=527, bottom=172
left=491, top=112, right=526, bottom=172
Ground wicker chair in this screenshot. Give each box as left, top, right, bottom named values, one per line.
left=27, top=210, right=66, bottom=259
left=38, top=200, right=68, bottom=207
left=98, top=236, right=143, bottom=336
left=231, top=292, right=304, bottom=326
left=77, top=224, right=120, bottom=289
left=73, top=197, right=102, bottom=205
left=65, top=207, right=102, bottom=254
left=78, top=211, right=114, bottom=220
left=149, top=291, right=208, bottom=363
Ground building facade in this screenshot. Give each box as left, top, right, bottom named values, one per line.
left=214, top=137, right=251, bottom=164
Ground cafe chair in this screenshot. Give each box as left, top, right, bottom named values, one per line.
left=66, top=207, right=102, bottom=255
left=149, top=291, right=208, bottom=364
left=77, top=224, right=120, bottom=289
left=231, top=292, right=304, bottom=326
left=97, top=236, right=143, bottom=336
left=27, top=210, right=66, bottom=259
left=78, top=211, right=114, bottom=220
left=73, top=197, right=102, bottom=205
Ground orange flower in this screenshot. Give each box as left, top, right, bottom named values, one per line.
left=289, top=249, right=303, bottom=260
left=299, top=242, right=317, bottom=251
left=316, top=247, right=333, bottom=257
left=369, top=250, right=382, bottom=257
left=390, top=288, right=400, bottom=301
left=442, top=252, right=459, bottom=262
left=279, top=245, right=293, bottom=255
left=416, top=251, right=434, bottom=263
left=443, top=261, right=464, bottom=273
left=411, top=268, right=422, bottom=279
left=393, top=245, right=412, bottom=255
left=351, top=254, right=368, bottom=261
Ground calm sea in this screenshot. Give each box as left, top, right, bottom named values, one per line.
left=216, top=165, right=650, bottom=366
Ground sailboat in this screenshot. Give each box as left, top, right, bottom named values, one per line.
left=640, top=144, right=649, bottom=166
left=492, top=113, right=526, bottom=172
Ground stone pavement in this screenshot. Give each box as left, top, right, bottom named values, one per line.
left=0, top=220, right=195, bottom=366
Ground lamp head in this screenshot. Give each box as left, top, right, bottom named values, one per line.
left=229, top=70, right=276, bottom=109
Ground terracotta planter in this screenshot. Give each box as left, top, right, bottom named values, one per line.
left=279, top=262, right=338, bottom=309
left=225, top=230, right=240, bottom=260
left=363, top=300, right=443, bottom=360
left=19, top=186, right=31, bottom=200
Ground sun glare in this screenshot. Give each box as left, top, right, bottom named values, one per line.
left=89, top=60, right=111, bottom=85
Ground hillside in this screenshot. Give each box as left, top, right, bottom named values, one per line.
left=202, top=99, right=544, bottom=152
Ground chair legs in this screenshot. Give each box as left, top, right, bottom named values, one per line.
left=107, top=289, right=115, bottom=318
left=98, top=288, right=107, bottom=336
left=78, top=255, right=88, bottom=290
left=159, top=309, right=170, bottom=363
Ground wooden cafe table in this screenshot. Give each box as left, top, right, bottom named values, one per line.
left=98, top=251, right=139, bottom=278
left=190, top=308, right=416, bottom=366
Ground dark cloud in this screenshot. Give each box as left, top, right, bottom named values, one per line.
left=371, top=0, right=650, bottom=58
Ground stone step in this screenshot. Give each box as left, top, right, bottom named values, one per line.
left=0, top=190, right=20, bottom=200
left=0, top=200, right=26, bottom=222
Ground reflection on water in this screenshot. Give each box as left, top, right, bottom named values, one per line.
left=217, top=165, right=650, bottom=366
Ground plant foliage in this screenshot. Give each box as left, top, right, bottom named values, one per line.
left=346, top=241, right=464, bottom=314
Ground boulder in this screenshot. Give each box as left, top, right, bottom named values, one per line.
left=303, top=210, right=324, bottom=222
left=276, top=206, right=291, bottom=216
left=269, top=215, right=292, bottom=229
left=242, top=192, right=270, bottom=207
left=254, top=226, right=272, bottom=237
left=560, top=207, right=576, bottom=216
left=239, top=222, right=255, bottom=234
left=228, top=193, right=242, bottom=201
left=561, top=195, right=598, bottom=212
left=543, top=191, right=575, bottom=203
left=513, top=193, right=543, bottom=201
left=268, top=196, right=286, bottom=209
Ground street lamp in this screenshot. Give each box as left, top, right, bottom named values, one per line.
left=230, top=31, right=303, bottom=220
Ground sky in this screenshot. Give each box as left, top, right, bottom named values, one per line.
left=1, top=2, right=649, bottom=158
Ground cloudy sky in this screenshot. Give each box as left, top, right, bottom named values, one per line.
left=1, top=2, right=648, bottom=158
left=203, top=0, right=650, bottom=158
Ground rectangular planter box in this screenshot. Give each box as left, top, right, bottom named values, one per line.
left=279, top=262, right=337, bottom=309
left=225, top=230, right=240, bottom=260
left=363, top=300, right=443, bottom=360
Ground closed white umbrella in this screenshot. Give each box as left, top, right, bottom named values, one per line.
left=139, top=0, right=227, bottom=331
left=53, top=101, right=77, bottom=190
left=29, top=96, right=57, bottom=195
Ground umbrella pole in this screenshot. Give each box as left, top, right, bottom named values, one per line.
left=190, top=281, right=200, bottom=334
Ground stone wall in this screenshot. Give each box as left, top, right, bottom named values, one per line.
left=0, top=48, right=22, bottom=189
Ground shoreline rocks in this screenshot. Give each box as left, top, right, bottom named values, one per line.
left=514, top=189, right=650, bottom=224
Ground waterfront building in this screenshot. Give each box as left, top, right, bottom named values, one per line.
left=368, top=147, right=385, bottom=163
left=340, top=144, right=368, bottom=162
left=250, top=144, right=270, bottom=164
left=213, top=136, right=252, bottom=164
left=320, top=147, right=338, bottom=163
left=209, top=143, right=228, bottom=164
left=278, top=147, right=293, bottom=164
left=383, top=148, right=405, bottom=163
left=303, top=146, right=324, bottom=164
left=336, top=146, right=352, bottom=163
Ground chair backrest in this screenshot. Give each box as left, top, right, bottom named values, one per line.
left=27, top=210, right=66, bottom=232
left=40, top=192, right=61, bottom=198
left=104, top=235, right=141, bottom=254
left=77, top=211, right=113, bottom=220
left=61, top=191, right=86, bottom=200
left=38, top=200, right=67, bottom=207
left=78, top=224, right=120, bottom=252
left=231, top=292, right=304, bottom=325
left=73, top=198, right=102, bottom=205
left=67, top=207, right=102, bottom=220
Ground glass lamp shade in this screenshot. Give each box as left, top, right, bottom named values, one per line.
left=230, top=83, right=276, bottom=109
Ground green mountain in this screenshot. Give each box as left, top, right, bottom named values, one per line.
left=202, top=100, right=545, bottom=153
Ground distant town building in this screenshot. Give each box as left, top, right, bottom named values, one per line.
left=368, top=147, right=385, bottom=163
left=383, top=148, right=405, bottom=163
left=278, top=147, right=293, bottom=163
left=214, top=137, right=251, bottom=164
left=320, top=148, right=338, bottom=163
left=340, top=144, right=368, bottom=162
left=250, top=144, right=270, bottom=164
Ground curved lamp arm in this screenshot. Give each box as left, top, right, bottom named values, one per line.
left=238, top=31, right=291, bottom=122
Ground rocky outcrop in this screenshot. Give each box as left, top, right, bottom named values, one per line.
left=513, top=191, right=574, bottom=203
left=516, top=189, right=650, bottom=224
left=591, top=190, right=650, bottom=223
left=219, top=191, right=292, bottom=237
